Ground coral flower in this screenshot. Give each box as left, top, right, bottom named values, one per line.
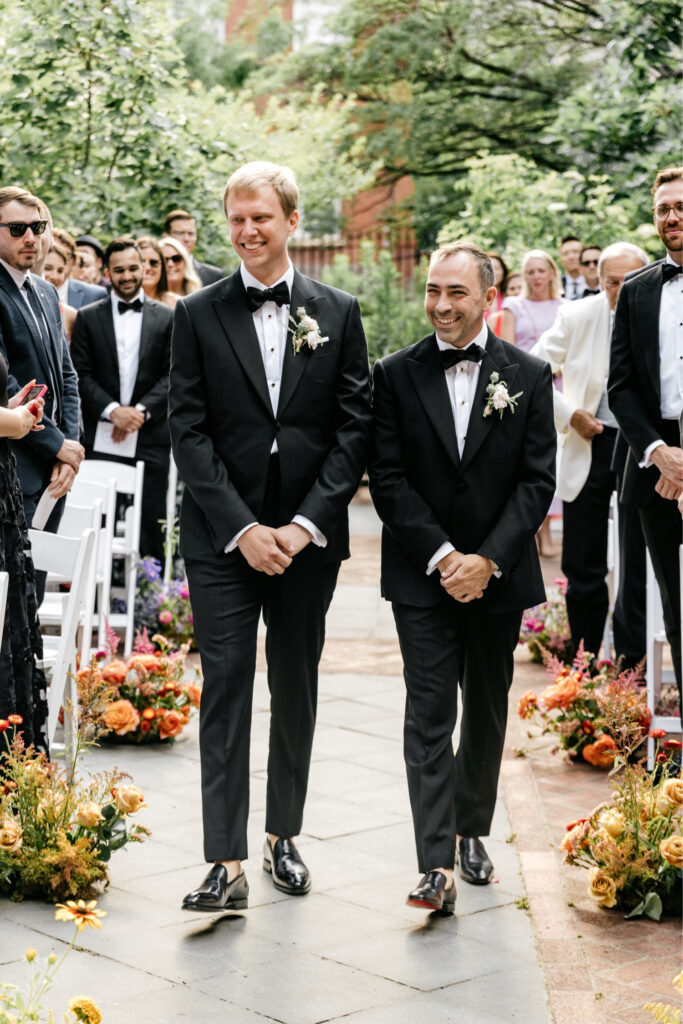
left=101, top=659, right=128, bottom=684
left=0, top=720, right=8, bottom=732
left=582, top=734, right=617, bottom=768
left=7, top=714, right=23, bottom=725
left=650, top=728, right=667, bottom=739
left=129, top=653, right=161, bottom=673
left=141, top=707, right=156, bottom=720
left=185, top=684, right=202, bottom=707
left=54, top=900, right=107, bottom=931
left=68, top=996, right=103, bottom=1023
left=540, top=669, right=583, bottom=711
left=517, top=691, right=537, bottom=719
left=159, top=709, right=184, bottom=740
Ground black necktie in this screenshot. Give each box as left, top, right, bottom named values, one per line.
left=118, top=298, right=143, bottom=314
left=440, top=343, right=485, bottom=369
left=662, top=263, right=683, bottom=282
left=22, top=279, right=59, bottom=410
left=245, top=281, right=290, bottom=312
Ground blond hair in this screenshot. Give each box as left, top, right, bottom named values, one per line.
left=0, top=186, right=42, bottom=214
left=223, top=162, right=299, bottom=220
left=159, top=235, right=201, bottom=294
left=521, top=249, right=561, bottom=299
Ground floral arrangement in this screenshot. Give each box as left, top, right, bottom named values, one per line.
left=482, top=371, right=522, bottom=419
left=86, top=632, right=201, bottom=745
left=560, top=684, right=682, bottom=920
left=644, top=970, right=682, bottom=1023
left=0, top=898, right=105, bottom=1022
left=290, top=307, right=328, bottom=355
left=0, top=707, right=149, bottom=902
left=519, top=578, right=572, bottom=663
left=518, top=647, right=650, bottom=766
left=134, top=557, right=194, bottom=647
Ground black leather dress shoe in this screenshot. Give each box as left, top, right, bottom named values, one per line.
left=406, top=870, right=456, bottom=913
left=263, top=837, right=311, bottom=894
left=182, top=865, right=249, bottom=912
left=456, top=837, right=494, bottom=885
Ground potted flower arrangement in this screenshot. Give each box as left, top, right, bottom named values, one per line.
left=0, top=708, right=149, bottom=902
left=89, top=632, right=201, bottom=745
left=519, top=578, right=573, bottom=663
left=134, top=557, right=193, bottom=647
left=518, top=647, right=650, bottom=766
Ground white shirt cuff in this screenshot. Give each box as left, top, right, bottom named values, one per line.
left=641, top=439, right=665, bottom=469
left=292, top=515, right=326, bottom=547
left=102, top=402, right=120, bottom=421
left=427, top=542, right=455, bottom=575
left=225, top=522, right=258, bottom=553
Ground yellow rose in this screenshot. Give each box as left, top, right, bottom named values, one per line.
left=658, top=779, right=683, bottom=810
left=587, top=867, right=617, bottom=908
left=77, top=802, right=103, bottom=829
left=598, top=808, right=625, bottom=839
left=68, top=996, right=102, bottom=1024
left=113, top=785, right=146, bottom=815
left=659, top=834, right=683, bottom=869
left=0, top=819, right=22, bottom=853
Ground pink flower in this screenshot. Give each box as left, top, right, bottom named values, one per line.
left=180, top=585, right=190, bottom=600
left=158, top=610, right=173, bottom=625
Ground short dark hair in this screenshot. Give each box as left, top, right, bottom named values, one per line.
left=580, top=245, right=601, bottom=262
left=104, top=237, right=142, bottom=268
left=560, top=235, right=581, bottom=247
left=429, top=241, right=495, bottom=292
left=652, top=166, right=683, bottom=197
left=163, top=209, right=194, bottom=233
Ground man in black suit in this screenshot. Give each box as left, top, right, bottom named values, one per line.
left=163, top=209, right=223, bottom=286
left=70, top=239, right=173, bottom=564
left=369, top=242, right=555, bottom=913
left=609, top=166, right=683, bottom=696
left=0, top=187, right=83, bottom=546
left=50, top=229, right=107, bottom=308
left=169, top=162, right=371, bottom=912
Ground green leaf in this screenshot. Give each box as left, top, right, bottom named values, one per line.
left=624, top=899, right=645, bottom=919
left=642, top=892, right=662, bottom=921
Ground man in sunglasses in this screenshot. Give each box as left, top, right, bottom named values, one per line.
left=579, top=245, right=602, bottom=297
left=0, top=186, right=83, bottom=581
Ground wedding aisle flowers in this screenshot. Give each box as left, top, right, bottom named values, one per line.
left=519, top=578, right=572, bottom=663
left=134, top=557, right=194, bottom=647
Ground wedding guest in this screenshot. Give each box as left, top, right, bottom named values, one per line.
left=137, top=236, right=179, bottom=309
left=74, top=234, right=107, bottom=287
left=504, top=271, right=522, bottom=297
left=43, top=242, right=78, bottom=338
left=163, top=209, right=223, bottom=286
left=369, top=241, right=555, bottom=912
left=484, top=251, right=508, bottom=335
left=53, top=229, right=107, bottom=309
left=160, top=235, right=201, bottom=297
left=579, top=245, right=602, bottom=296
left=559, top=235, right=585, bottom=300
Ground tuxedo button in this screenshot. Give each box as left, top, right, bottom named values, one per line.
left=456, top=481, right=467, bottom=493
left=274, top=421, right=281, bottom=433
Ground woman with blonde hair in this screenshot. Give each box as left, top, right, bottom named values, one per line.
left=160, top=235, right=201, bottom=297
left=137, top=236, right=179, bottom=308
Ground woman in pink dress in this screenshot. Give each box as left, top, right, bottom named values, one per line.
left=500, top=249, right=565, bottom=556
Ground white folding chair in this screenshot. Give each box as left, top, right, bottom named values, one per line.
left=76, top=460, right=144, bottom=656
left=601, top=491, right=619, bottom=660
left=163, top=455, right=178, bottom=584
left=30, top=528, right=96, bottom=748
left=69, top=476, right=116, bottom=649
left=0, top=571, right=8, bottom=649
left=646, top=549, right=682, bottom=767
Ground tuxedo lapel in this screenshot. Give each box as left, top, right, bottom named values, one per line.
left=0, top=269, right=55, bottom=390
left=211, top=272, right=272, bottom=415
left=406, top=335, right=459, bottom=469
left=277, top=270, right=320, bottom=417
left=635, top=266, right=663, bottom=400
left=458, top=331, right=520, bottom=475
left=94, top=299, right=121, bottom=399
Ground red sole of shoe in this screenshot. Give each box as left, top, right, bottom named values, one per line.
left=406, top=897, right=441, bottom=910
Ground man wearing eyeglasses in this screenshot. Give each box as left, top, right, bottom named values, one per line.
left=579, top=245, right=602, bottom=297
left=0, top=186, right=83, bottom=556
left=163, top=209, right=223, bottom=287
left=609, top=166, right=683, bottom=701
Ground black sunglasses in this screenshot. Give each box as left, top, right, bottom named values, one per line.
left=0, top=220, right=48, bottom=237
left=145, top=257, right=161, bottom=268
left=164, top=253, right=184, bottom=265
left=580, top=258, right=599, bottom=266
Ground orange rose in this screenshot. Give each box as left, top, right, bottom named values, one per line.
left=517, top=691, right=537, bottom=719
left=129, top=654, right=161, bottom=674
left=185, top=684, right=202, bottom=708
left=539, top=669, right=583, bottom=710
left=582, top=734, right=617, bottom=768
left=102, top=699, right=140, bottom=736
left=159, top=709, right=184, bottom=740
left=102, top=659, right=129, bottom=684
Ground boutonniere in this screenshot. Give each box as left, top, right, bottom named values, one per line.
left=290, top=306, right=329, bottom=355
left=483, top=371, right=523, bottom=419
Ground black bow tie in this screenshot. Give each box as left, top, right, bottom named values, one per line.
left=118, top=298, right=143, bottom=314
left=440, top=343, right=485, bottom=369
left=582, top=287, right=601, bottom=297
left=662, top=263, right=683, bottom=282
left=246, top=281, right=290, bottom=312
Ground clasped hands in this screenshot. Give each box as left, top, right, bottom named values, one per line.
left=437, top=550, right=494, bottom=603
left=237, top=523, right=312, bottom=576
left=110, top=405, right=145, bottom=443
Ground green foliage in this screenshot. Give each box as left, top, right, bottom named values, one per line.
left=437, top=153, right=659, bottom=266
left=322, top=240, right=428, bottom=362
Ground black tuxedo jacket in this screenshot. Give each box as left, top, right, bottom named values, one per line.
left=70, top=296, right=173, bottom=453
left=369, top=329, right=556, bottom=611
left=608, top=259, right=671, bottom=506
left=0, top=264, right=80, bottom=493
left=168, top=267, right=371, bottom=562
left=193, top=258, right=223, bottom=287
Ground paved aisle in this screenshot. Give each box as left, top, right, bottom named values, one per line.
left=0, top=500, right=551, bottom=1023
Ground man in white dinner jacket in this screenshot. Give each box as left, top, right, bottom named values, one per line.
left=531, top=242, right=648, bottom=660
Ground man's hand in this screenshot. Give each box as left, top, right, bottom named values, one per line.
left=655, top=473, right=683, bottom=502
left=272, top=523, right=312, bottom=558
left=111, top=426, right=129, bottom=443
left=651, top=445, right=683, bottom=488
left=48, top=460, right=76, bottom=499
left=237, top=524, right=292, bottom=575
left=110, top=406, right=145, bottom=433
left=570, top=409, right=604, bottom=441
left=440, top=553, right=492, bottom=603
left=56, top=438, right=85, bottom=471
left=437, top=549, right=464, bottom=576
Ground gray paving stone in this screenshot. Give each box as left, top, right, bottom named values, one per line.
left=433, top=966, right=552, bottom=1023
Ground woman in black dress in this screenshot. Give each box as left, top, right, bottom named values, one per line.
left=0, top=354, right=49, bottom=752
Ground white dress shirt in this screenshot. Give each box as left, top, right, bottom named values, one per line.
left=641, top=256, right=683, bottom=466
left=427, top=322, right=499, bottom=575
left=225, top=262, right=325, bottom=553
left=102, top=290, right=144, bottom=419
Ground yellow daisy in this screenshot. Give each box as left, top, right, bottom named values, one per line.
left=54, top=900, right=107, bottom=931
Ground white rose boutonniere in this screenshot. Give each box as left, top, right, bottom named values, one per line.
left=290, top=306, right=329, bottom=355
left=483, top=371, right=523, bottom=419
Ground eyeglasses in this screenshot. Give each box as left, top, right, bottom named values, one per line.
left=144, top=258, right=161, bottom=268
left=164, top=254, right=184, bottom=265
left=654, top=203, right=683, bottom=220
left=580, top=259, right=599, bottom=266
left=0, top=220, right=48, bottom=237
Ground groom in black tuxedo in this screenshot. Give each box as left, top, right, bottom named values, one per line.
left=370, top=242, right=555, bottom=912
left=169, top=162, right=371, bottom=912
